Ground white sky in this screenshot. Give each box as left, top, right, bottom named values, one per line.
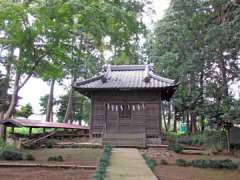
left=19, top=0, right=171, bottom=120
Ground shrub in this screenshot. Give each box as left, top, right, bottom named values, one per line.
left=176, top=158, right=238, bottom=170
left=160, top=159, right=168, bottom=165
left=92, top=145, right=112, bottom=180
left=48, top=155, right=64, bottom=161
left=143, top=155, right=156, bottom=170
left=167, top=142, right=183, bottom=153
left=46, top=139, right=56, bottom=148
left=164, top=132, right=183, bottom=142
left=178, top=134, right=204, bottom=147
left=203, top=130, right=227, bottom=152
left=25, top=153, right=35, bottom=161
left=0, top=150, right=23, bottom=161
left=71, top=144, right=79, bottom=148
left=176, top=158, right=191, bottom=167
left=191, top=159, right=209, bottom=168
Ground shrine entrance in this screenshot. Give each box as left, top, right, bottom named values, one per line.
left=106, top=102, right=145, bottom=134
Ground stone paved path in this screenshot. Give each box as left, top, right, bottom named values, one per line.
left=105, top=148, right=158, bottom=180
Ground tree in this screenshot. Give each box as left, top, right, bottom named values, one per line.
left=39, top=94, right=57, bottom=116
left=56, top=92, right=90, bottom=125
left=16, top=103, right=33, bottom=119
left=146, top=0, right=240, bottom=133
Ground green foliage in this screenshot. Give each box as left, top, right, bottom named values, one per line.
left=176, top=158, right=191, bottom=167
left=160, top=159, right=168, bottom=165
left=167, top=142, right=183, bottom=153
left=164, top=132, right=184, bottom=142
left=0, top=0, right=145, bottom=121
left=146, top=0, right=240, bottom=132
left=143, top=155, right=156, bottom=170
left=15, top=103, right=33, bottom=119
left=46, top=139, right=56, bottom=148
left=39, top=95, right=57, bottom=115
left=178, top=134, right=204, bottom=147
left=56, top=92, right=90, bottom=124
left=25, top=153, right=35, bottom=161
left=176, top=158, right=238, bottom=170
left=0, top=150, right=23, bottom=161
left=48, top=155, right=64, bottom=161
left=92, top=145, right=112, bottom=180
left=203, top=130, right=227, bottom=152
left=0, top=73, right=9, bottom=112
left=7, top=127, right=54, bottom=135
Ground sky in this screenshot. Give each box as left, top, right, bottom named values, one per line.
left=18, top=0, right=171, bottom=120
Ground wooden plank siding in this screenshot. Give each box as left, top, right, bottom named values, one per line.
left=90, top=90, right=162, bottom=137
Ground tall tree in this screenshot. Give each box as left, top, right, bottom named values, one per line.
left=56, top=92, right=90, bottom=125
left=147, top=0, right=240, bottom=133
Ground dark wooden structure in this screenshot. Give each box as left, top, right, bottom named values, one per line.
left=74, top=65, right=178, bottom=147
left=0, top=119, right=89, bottom=144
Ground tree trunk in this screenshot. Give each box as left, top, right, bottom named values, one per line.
left=63, top=87, right=73, bottom=123
left=167, top=102, right=171, bottom=130
left=46, top=79, right=55, bottom=122
left=79, top=97, right=84, bottom=126
left=200, top=63, right=205, bottom=133
left=220, top=58, right=229, bottom=97
left=162, top=104, right=168, bottom=131
left=186, top=111, right=190, bottom=134
left=159, top=100, right=162, bottom=130
left=4, top=73, right=20, bottom=120
left=173, top=106, right=177, bottom=132
left=0, top=112, right=5, bottom=140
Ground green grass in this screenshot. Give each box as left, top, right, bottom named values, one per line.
left=7, top=127, right=55, bottom=135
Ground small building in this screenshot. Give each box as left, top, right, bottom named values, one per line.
left=74, top=65, right=178, bottom=147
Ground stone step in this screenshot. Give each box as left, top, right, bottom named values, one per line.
left=102, top=133, right=146, bottom=147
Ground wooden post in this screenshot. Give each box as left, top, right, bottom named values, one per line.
left=3, top=126, right=7, bottom=142
left=159, top=98, right=162, bottom=131
left=29, top=127, right=32, bottom=136
left=11, top=127, right=15, bottom=133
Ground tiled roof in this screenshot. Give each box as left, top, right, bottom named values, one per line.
left=74, top=65, right=177, bottom=90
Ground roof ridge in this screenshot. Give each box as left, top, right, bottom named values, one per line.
left=149, top=72, right=175, bottom=84
left=102, top=64, right=151, bottom=71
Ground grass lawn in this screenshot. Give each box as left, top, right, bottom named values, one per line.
left=7, top=127, right=56, bottom=135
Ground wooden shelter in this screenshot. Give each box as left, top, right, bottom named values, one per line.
left=0, top=119, right=89, bottom=140
left=74, top=65, right=178, bottom=147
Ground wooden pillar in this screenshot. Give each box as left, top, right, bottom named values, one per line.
left=3, top=126, right=7, bottom=142
left=11, top=127, right=15, bottom=133
left=89, top=97, right=93, bottom=139
left=159, top=98, right=162, bottom=131
left=29, top=127, right=32, bottom=136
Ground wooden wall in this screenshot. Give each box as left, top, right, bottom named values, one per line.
left=90, top=90, right=161, bottom=137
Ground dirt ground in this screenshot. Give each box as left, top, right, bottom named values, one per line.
left=0, top=148, right=102, bottom=180
left=0, top=167, right=94, bottom=180
left=142, top=148, right=240, bottom=180
left=155, top=165, right=240, bottom=180
left=0, top=148, right=102, bottom=166
left=142, top=148, right=240, bottom=165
